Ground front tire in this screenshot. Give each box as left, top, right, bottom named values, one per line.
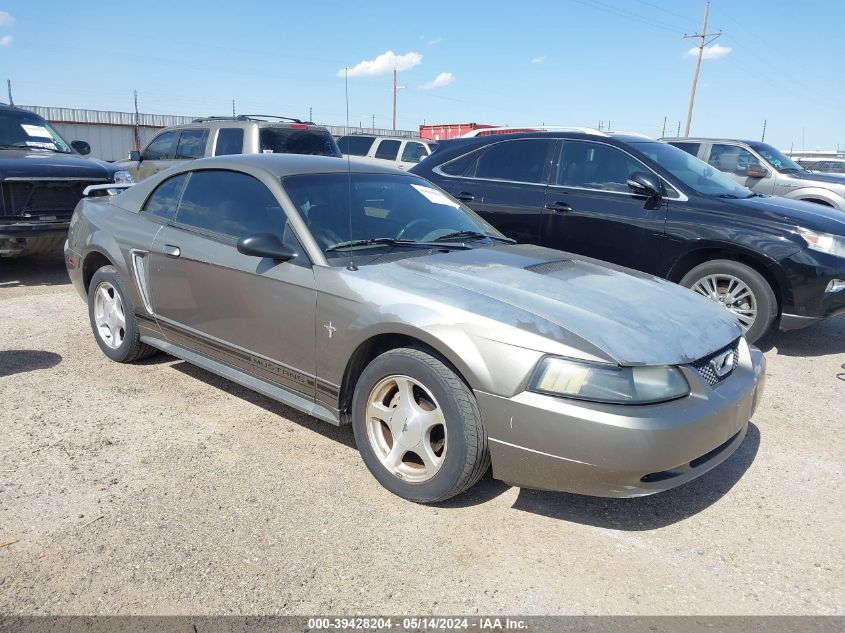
left=680, top=259, right=777, bottom=343
left=87, top=265, right=157, bottom=363
left=351, top=347, right=489, bottom=503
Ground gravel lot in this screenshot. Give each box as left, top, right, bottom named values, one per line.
left=1, top=253, right=843, bottom=615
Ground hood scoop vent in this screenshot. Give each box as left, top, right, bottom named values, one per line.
left=524, top=259, right=576, bottom=275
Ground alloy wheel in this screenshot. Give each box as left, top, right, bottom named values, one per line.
left=690, top=273, right=757, bottom=333
left=93, top=281, right=126, bottom=349
left=365, top=374, right=448, bottom=483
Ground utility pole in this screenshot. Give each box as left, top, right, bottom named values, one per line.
left=761, top=119, right=767, bottom=142
left=232, top=99, right=236, bottom=117
left=392, top=67, right=397, bottom=130
left=6, top=79, right=14, bottom=107
left=661, top=116, right=667, bottom=137
left=133, top=89, right=141, bottom=152
left=677, top=121, right=681, bottom=137
left=309, top=106, right=313, bottom=122
left=683, top=1, right=721, bottom=137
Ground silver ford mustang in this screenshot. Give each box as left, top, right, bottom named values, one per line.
left=65, top=154, right=766, bottom=503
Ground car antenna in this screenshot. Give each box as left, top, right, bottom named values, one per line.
left=344, top=67, right=357, bottom=272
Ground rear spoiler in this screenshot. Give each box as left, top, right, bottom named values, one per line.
left=83, top=183, right=134, bottom=198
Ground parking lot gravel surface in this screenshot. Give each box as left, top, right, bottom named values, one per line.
left=1, top=253, right=843, bottom=615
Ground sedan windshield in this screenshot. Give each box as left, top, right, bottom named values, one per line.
left=635, top=142, right=753, bottom=198
left=0, top=110, right=72, bottom=153
left=283, top=173, right=506, bottom=259
left=750, top=143, right=804, bottom=172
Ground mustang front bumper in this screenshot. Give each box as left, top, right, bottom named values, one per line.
left=476, top=343, right=766, bottom=497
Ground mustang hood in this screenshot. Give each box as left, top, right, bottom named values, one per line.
left=381, top=244, right=741, bottom=366
left=0, top=149, right=119, bottom=180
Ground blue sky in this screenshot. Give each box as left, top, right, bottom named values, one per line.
left=0, top=0, right=840, bottom=150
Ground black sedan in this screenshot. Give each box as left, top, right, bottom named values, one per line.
left=412, top=131, right=845, bottom=342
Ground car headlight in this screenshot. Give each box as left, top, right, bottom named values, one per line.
left=799, top=229, right=845, bottom=258
left=529, top=357, right=690, bottom=405
left=113, top=170, right=134, bottom=184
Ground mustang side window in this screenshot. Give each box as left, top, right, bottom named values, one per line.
left=141, top=173, right=189, bottom=222
left=174, top=170, right=285, bottom=240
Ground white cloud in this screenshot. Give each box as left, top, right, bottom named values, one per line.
left=0, top=11, right=14, bottom=27
left=531, top=56, right=546, bottom=64
left=420, top=72, right=454, bottom=90
left=0, top=35, right=12, bottom=46
left=687, top=43, right=732, bottom=60
left=419, top=35, right=443, bottom=45
left=339, top=51, right=422, bottom=78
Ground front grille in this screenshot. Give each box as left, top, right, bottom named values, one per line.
left=1, top=180, right=107, bottom=219
left=690, top=340, right=740, bottom=387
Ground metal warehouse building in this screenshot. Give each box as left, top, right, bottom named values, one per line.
left=20, top=105, right=418, bottom=162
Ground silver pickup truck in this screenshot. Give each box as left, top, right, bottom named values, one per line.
left=662, top=137, right=845, bottom=210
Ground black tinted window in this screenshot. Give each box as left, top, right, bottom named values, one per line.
left=556, top=141, right=649, bottom=192
left=337, top=135, right=375, bottom=156
left=143, top=131, right=178, bottom=160
left=175, top=171, right=284, bottom=239
left=669, top=142, right=701, bottom=157
left=259, top=127, right=341, bottom=156
left=175, top=129, right=208, bottom=159
left=374, top=140, right=401, bottom=161
left=440, top=148, right=482, bottom=176
left=476, top=139, right=551, bottom=183
left=142, top=173, right=188, bottom=221
left=214, top=128, right=244, bottom=156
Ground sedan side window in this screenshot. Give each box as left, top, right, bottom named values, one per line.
left=374, top=140, right=401, bottom=161
left=142, top=131, right=178, bottom=161
left=141, top=173, right=189, bottom=221
left=214, top=128, right=244, bottom=156
left=475, top=139, right=553, bottom=183
left=175, top=129, right=209, bottom=160
left=708, top=144, right=761, bottom=176
left=556, top=141, right=648, bottom=193
left=174, top=170, right=285, bottom=240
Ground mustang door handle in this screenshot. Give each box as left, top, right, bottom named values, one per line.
left=455, top=191, right=475, bottom=202
left=544, top=201, right=572, bottom=213
left=161, top=244, right=181, bottom=258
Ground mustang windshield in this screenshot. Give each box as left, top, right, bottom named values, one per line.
left=0, top=109, right=72, bottom=153
left=283, top=173, right=506, bottom=257
left=635, top=141, right=754, bottom=198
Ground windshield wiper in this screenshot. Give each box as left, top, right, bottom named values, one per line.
left=326, top=237, right=470, bottom=252
left=433, top=230, right=516, bottom=244
left=715, top=193, right=742, bottom=199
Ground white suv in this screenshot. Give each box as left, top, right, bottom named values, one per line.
left=337, top=135, right=436, bottom=170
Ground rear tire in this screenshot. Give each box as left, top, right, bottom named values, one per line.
left=87, top=265, right=157, bottom=363
left=680, top=259, right=776, bottom=343
left=351, top=346, right=489, bottom=503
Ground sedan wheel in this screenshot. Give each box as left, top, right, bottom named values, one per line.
left=689, top=274, right=757, bottom=333
left=365, top=374, right=447, bottom=483
left=680, top=259, right=777, bottom=344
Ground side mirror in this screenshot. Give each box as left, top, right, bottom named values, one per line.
left=71, top=140, right=91, bottom=155
left=237, top=233, right=296, bottom=262
left=746, top=164, right=769, bottom=178
left=627, top=172, right=663, bottom=198
left=129, top=150, right=141, bottom=162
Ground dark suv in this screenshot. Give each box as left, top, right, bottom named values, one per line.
left=0, top=103, right=131, bottom=257
left=412, top=130, right=845, bottom=342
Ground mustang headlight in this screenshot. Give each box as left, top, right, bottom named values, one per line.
left=529, top=357, right=689, bottom=405
left=799, top=229, right=845, bottom=258
left=113, top=170, right=134, bottom=184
